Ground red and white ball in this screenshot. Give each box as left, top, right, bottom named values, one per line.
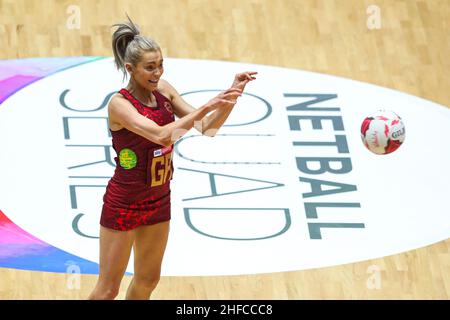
left=360, top=110, right=405, bottom=155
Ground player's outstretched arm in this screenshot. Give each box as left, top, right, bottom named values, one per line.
left=161, top=72, right=256, bottom=137
left=108, top=89, right=240, bottom=146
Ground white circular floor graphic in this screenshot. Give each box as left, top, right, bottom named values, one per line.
left=0, top=57, right=449, bottom=276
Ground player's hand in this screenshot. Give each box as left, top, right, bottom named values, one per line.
left=231, top=71, right=257, bottom=91
left=204, top=88, right=242, bottom=112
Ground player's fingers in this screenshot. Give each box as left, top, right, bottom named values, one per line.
left=220, top=99, right=236, bottom=104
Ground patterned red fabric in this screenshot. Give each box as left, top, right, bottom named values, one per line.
left=100, top=88, right=175, bottom=231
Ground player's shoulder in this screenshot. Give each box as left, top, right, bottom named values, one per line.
left=158, top=79, right=176, bottom=100
left=158, top=78, right=171, bottom=89
left=108, top=92, right=134, bottom=113
left=109, top=92, right=126, bottom=105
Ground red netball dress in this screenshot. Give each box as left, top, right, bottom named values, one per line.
left=101, top=88, right=175, bottom=231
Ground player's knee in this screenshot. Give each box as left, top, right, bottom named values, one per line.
left=90, top=284, right=120, bottom=300
left=134, top=274, right=160, bottom=291
left=102, top=287, right=120, bottom=300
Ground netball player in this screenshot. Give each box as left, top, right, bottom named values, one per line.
left=88, top=17, right=257, bottom=300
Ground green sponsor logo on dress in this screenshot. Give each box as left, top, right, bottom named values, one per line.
left=119, top=148, right=137, bottom=169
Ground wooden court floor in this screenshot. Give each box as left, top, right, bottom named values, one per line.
left=0, top=0, right=449, bottom=299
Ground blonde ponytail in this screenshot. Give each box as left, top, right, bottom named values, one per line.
left=111, top=14, right=160, bottom=80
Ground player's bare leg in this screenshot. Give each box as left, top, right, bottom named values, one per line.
left=125, top=221, right=170, bottom=300
left=88, top=226, right=135, bottom=300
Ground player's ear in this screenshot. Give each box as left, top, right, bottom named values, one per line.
left=125, top=63, right=133, bottom=75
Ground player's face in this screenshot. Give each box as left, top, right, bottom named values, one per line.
left=131, top=50, right=164, bottom=91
